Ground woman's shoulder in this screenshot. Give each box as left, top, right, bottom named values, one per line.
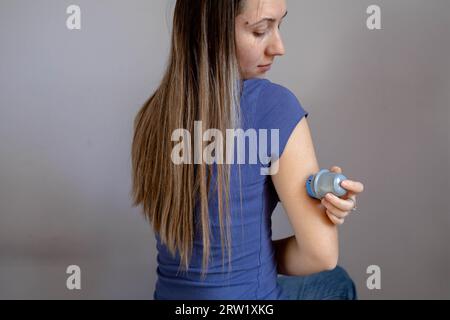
left=245, top=79, right=305, bottom=118
left=253, top=78, right=309, bottom=140
left=242, top=78, right=308, bottom=134
left=243, top=78, right=299, bottom=103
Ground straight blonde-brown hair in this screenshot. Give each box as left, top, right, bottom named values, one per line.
left=131, top=0, right=251, bottom=280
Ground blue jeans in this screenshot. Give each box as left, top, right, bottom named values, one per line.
left=276, top=265, right=357, bottom=300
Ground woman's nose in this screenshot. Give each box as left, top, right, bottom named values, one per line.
left=267, top=31, right=285, bottom=56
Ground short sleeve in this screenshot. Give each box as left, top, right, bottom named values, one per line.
left=255, top=81, right=309, bottom=163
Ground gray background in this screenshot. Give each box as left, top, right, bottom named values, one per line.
left=0, top=0, right=449, bottom=299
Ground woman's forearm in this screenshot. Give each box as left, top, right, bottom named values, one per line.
left=273, top=235, right=338, bottom=276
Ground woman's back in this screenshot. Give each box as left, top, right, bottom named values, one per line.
left=154, top=78, right=309, bottom=300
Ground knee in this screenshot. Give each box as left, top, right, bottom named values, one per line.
left=325, top=265, right=357, bottom=300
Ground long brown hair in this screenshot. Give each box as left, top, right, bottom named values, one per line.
left=131, top=0, right=250, bottom=280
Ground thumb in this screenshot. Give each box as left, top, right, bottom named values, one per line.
left=330, top=166, right=342, bottom=174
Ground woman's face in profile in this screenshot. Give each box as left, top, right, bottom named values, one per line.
left=235, top=0, right=287, bottom=80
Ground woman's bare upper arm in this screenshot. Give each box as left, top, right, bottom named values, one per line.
left=270, top=117, right=338, bottom=263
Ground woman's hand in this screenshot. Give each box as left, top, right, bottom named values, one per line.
left=321, top=166, right=364, bottom=225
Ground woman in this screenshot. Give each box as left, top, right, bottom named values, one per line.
left=131, top=0, right=364, bottom=300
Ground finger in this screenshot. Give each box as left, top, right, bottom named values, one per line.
left=326, top=210, right=345, bottom=225
left=322, top=198, right=349, bottom=219
left=324, top=193, right=354, bottom=213
left=340, top=180, right=364, bottom=194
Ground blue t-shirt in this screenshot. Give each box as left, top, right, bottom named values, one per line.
left=154, top=78, right=309, bottom=300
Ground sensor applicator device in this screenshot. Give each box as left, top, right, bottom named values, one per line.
left=306, top=169, right=348, bottom=200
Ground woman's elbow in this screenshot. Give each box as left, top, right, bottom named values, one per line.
left=322, top=255, right=338, bottom=271
left=313, top=229, right=339, bottom=271
left=310, top=249, right=339, bottom=272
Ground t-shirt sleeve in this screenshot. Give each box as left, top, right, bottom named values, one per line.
left=255, top=81, right=309, bottom=164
